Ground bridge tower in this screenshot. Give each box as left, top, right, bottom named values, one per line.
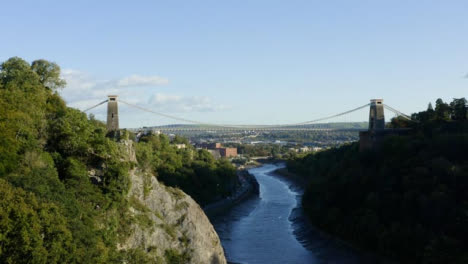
left=107, top=95, right=119, bottom=132
left=360, top=99, right=388, bottom=151
left=368, top=99, right=385, bottom=130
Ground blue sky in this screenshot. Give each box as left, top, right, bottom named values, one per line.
left=1, top=0, right=467, bottom=127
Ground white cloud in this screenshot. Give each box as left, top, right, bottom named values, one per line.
left=60, top=70, right=169, bottom=107
left=59, top=70, right=229, bottom=121
left=117, top=74, right=169, bottom=87
left=146, top=93, right=230, bottom=113
left=61, top=71, right=169, bottom=96
left=150, top=93, right=182, bottom=104
left=61, top=69, right=97, bottom=91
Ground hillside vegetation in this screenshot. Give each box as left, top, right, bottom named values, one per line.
left=0, top=57, right=229, bottom=263
left=287, top=99, right=468, bottom=264
left=135, top=134, right=237, bottom=207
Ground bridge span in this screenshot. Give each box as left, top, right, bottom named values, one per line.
left=144, top=126, right=338, bottom=132
left=83, top=96, right=413, bottom=132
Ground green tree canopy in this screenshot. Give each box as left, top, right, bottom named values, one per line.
left=31, top=59, right=66, bottom=90
left=0, top=179, right=74, bottom=264
left=288, top=98, right=468, bottom=264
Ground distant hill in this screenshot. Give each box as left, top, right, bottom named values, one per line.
left=140, top=122, right=369, bottom=130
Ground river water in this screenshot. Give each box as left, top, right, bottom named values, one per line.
left=211, top=164, right=370, bottom=264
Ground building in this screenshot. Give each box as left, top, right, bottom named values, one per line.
left=298, top=146, right=310, bottom=153
left=218, top=147, right=238, bottom=158
left=174, top=144, right=186, bottom=149
left=199, top=142, right=238, bottom=158
left=199, top=142, right=222, bottom=149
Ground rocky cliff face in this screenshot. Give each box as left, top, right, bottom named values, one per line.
left=118, top=141, right=226, bottom=264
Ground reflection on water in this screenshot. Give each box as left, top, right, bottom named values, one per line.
left=211, top=164, right=369, bottom=264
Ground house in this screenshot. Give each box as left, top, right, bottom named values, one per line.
left=199, top=142, right=238, bottom=158
left=218, top=147, right=237, bottom=158
left=174, top=144, right=186, bottom=149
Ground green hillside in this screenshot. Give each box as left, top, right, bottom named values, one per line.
left=287, top=99, right=468, bottom=264
left=0, top=57, right=235, bottom=263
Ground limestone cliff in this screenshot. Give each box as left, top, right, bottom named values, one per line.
left=117, top=141, right=226, bottom=264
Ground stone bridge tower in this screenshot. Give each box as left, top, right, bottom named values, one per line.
left=368, top=99, right=385, bottom=131
left=107, top=95, right=119, bottom=132
left=360, top=99, right=385, bottom=151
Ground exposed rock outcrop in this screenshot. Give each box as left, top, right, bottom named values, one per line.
left=118, top=141, right=226, bottom=264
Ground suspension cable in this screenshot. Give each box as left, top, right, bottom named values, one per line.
left=119, top=100, right=237, bottom=128
left=120, top=100, right=372, bottom=128
left=383, top=104, right=414, bottom=121
left=84, top=97, right=420, bottom=128
left=83, top=100, right=108, bottom=112
left=293, top=103, right=370, bottom=125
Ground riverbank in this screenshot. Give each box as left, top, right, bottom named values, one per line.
left=273, top=167, right=308, bottom=187
left=272, top=165, right=395, bottom=264
left=211, top=164, right=319, bottom=264
left=203, top=170, right=259, bottom=218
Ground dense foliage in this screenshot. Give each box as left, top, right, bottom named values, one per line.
left=224, top=143, right=288, bottom=158
left=255, top=129, right=360, bottom=144
left=0, top=57, right=138, bottom=263
left=135, top=134, right=237, bottom=206
left=287, top=98, right=468, bottom=263
left=0, top=57, right=235, bottom=263
left=0, top=57, right=142, bottom=263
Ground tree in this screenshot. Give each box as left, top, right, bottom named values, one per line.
left=425, top=102, right=435, bottom=120
left=450, top=98, right=467, bottom=121
left=0, top=57, right=41, bottom=89
left=427, top=102, right=434, bottom=111
left=172, top=135, right=189, bottom=145
left=389, top=116, right=411, bottom=128
left=288, top=98, right=468, bottom=263
left=31, top=59, right=66, bottom=91
left=435, top=99, right=451, bottom=121
left=0, top=57, right=48, bottom=175
left=0, top=179, right=74, bottom=264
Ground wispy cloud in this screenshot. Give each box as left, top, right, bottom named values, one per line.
left=147, top=93, right=231, bottom=113
left=59, top=69, right=229, bottom=119
left=149, top=93, right=182, bottom=104
left=464, top=73, right=468, bottom=79
left=61, top=69, right=97, bottom=91
left=60, top=70, right=169, bottom=107
left=117, top=74, right=169, bottom=87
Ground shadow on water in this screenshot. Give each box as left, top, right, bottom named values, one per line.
left=211, top=164, right=380, bottom=264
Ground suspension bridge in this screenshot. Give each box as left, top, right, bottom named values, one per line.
left=83, top=95, right=413, bottom=132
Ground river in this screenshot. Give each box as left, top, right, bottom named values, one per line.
left=211, top=163, right=371, bottom=264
